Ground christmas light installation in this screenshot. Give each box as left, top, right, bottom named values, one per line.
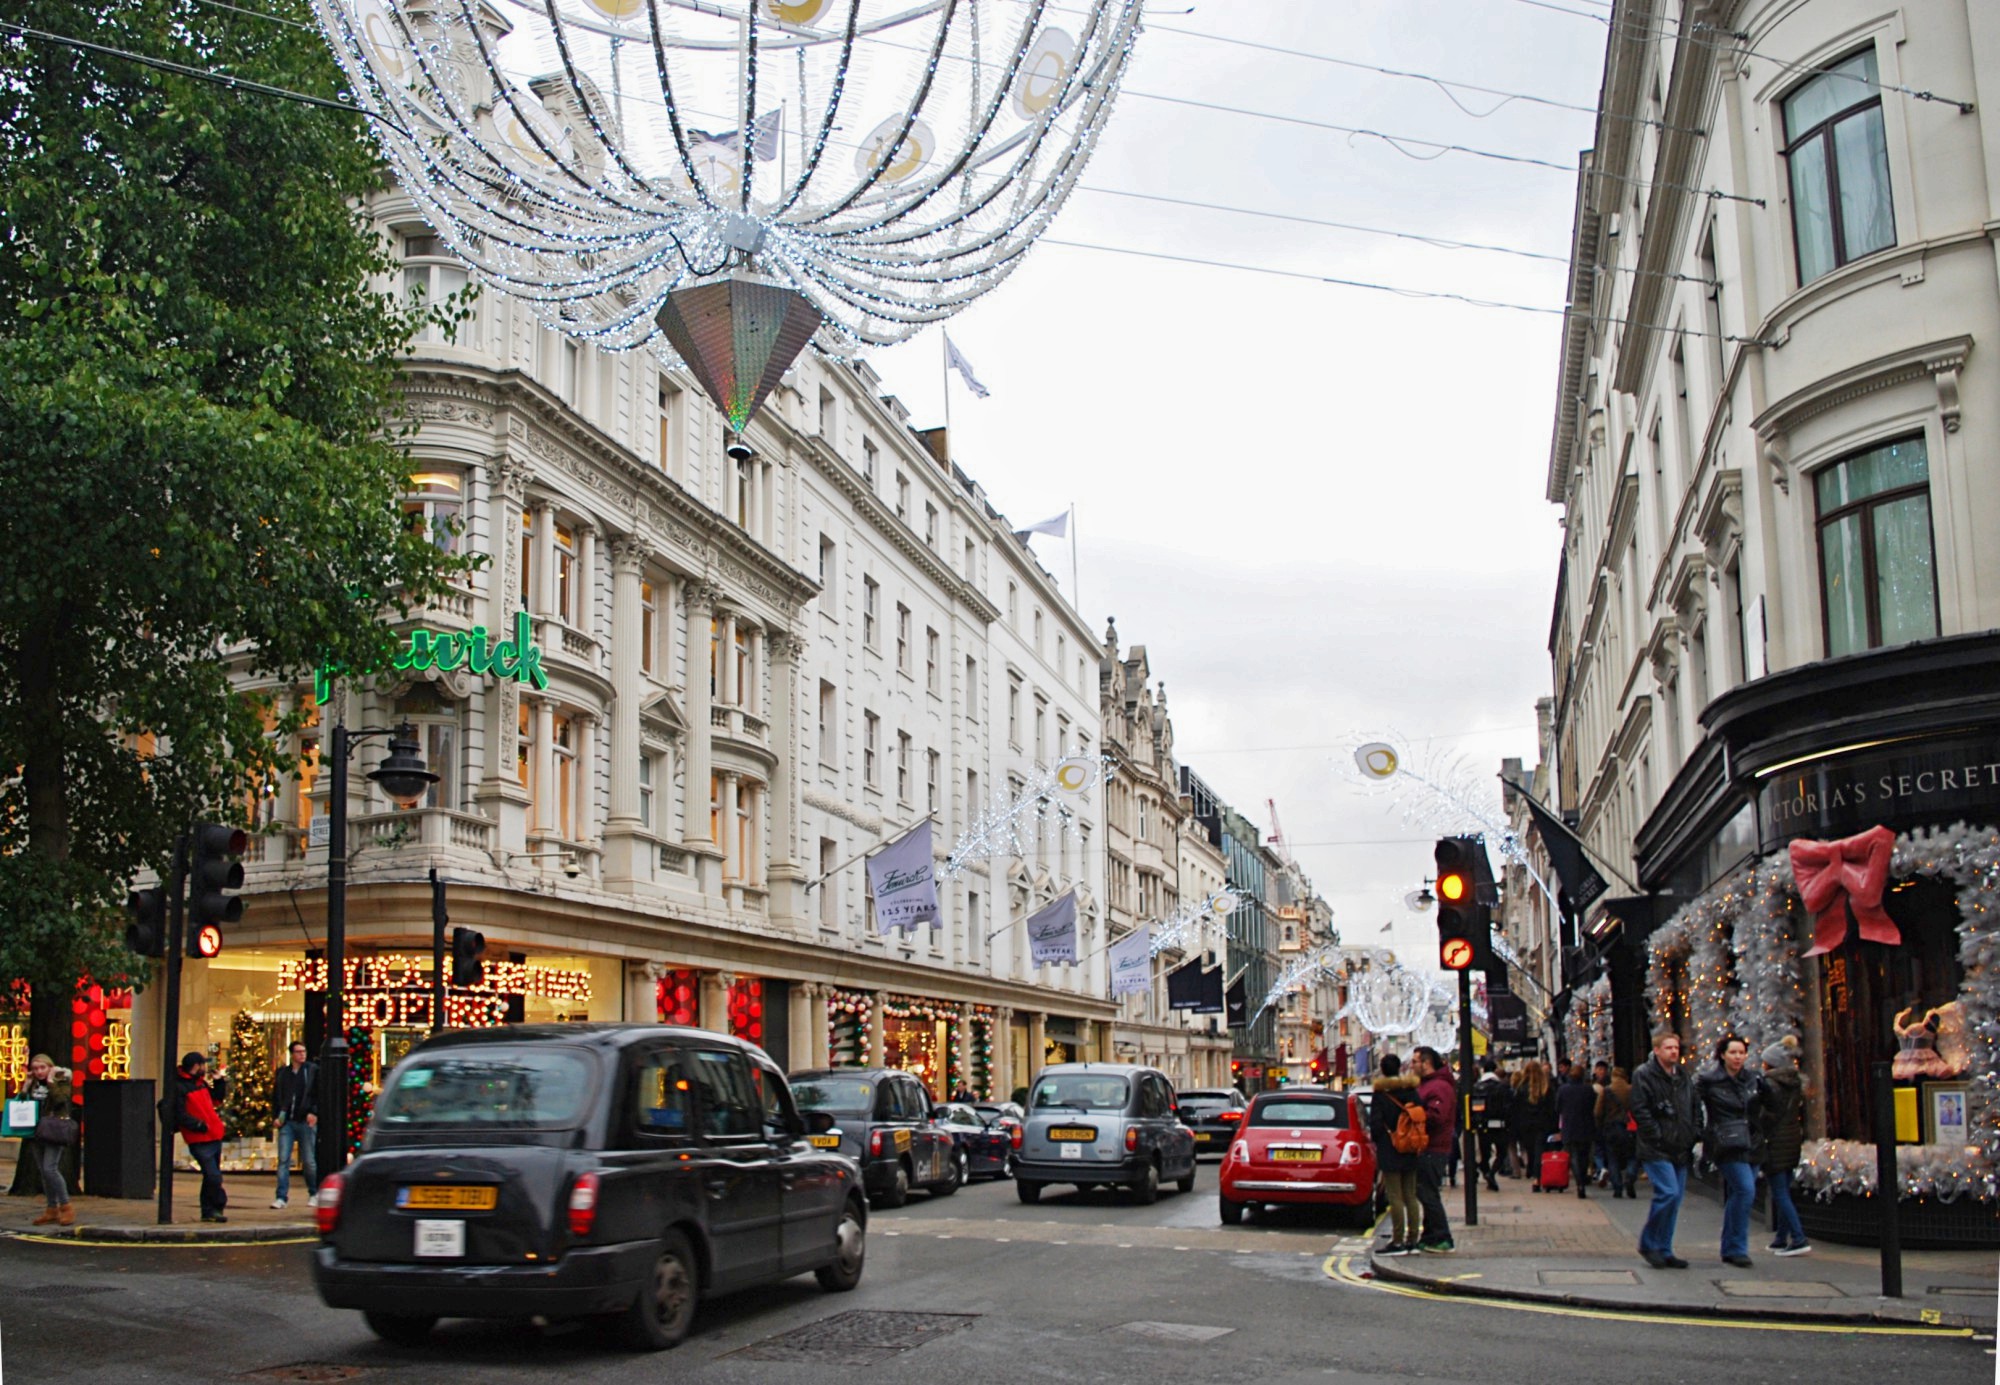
left=944, top=755, right=1105, bottom=880
left=1147, top=888, right=1238, bottom=958
left=1249, top=943, right=1343, bottom=1029
left=1346, top=964, right=1432, bottom=1037
left=310, top=0, right=1149, bottom=429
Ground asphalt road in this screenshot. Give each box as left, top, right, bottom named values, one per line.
left=0, top=1164, right=1989, bottom=1384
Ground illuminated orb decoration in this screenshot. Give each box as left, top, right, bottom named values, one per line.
left=1348, top=965, right=1431, bottom=1037
left=313, top=0, right=1147, bottom=426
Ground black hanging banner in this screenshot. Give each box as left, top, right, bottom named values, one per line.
left=1193, top=966, right=1224, bottom=1014
left=1224, top=976, right=1249, bottom=1029
left=1167, top=960, right=1204, bottom=1010
left=1515, top=787, right=1609, bottom=912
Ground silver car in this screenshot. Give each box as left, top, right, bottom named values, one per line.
left=1014, top=1063, right=1198, bottom=1205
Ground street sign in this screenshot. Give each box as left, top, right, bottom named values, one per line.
left=1441, top=937, right=1475, bottom=970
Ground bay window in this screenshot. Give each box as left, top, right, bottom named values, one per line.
left=1816, top=435, right=1937, bottom=656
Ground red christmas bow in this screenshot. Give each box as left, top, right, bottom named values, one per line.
left=1789, top=825, right=1900, bottom=957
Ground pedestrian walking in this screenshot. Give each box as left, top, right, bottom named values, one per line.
left=1631, top=1030, right=1697, bottom=1269
left=271, top=1042, right=319, bottom=1210
left=1590, top=1060, right=1613, bottom=1187
left=1471, top=1059, right=1510, bottom=1189
left=1759, top=1036, right=1811, bottom=1257
left=1367, top=1054, right=1425, bottom=1256
left=1698, top=1034, right=1766, bottom=1267
left=1555, top=1064, right=1598, bottom=1199
left=1410, top=1046, right=1456, bottom=1253
left=1596, top=1066, right=1637, bottom=1197
left=175, top=1052, right=230, bottom=1223
left=1515, top=1061, right=1557, bottom=1190
left=13, top=1054, right=76, bottom=1227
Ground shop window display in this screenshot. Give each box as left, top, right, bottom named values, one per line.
left=656, top=969, right=700, bottom=1026
left=728, top=977, right=765, bottom=1048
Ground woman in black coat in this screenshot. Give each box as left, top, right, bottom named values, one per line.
left=1696, top=1035, right=1766, bottom=1267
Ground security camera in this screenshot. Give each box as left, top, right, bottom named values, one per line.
left=725, top=435, right=754, bottom=462
left=563, top=856, right=581, bottom=879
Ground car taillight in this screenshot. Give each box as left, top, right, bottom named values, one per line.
left=1010, top=1124, right=1023, bottom=1150
left=1217, top=1110, right=1243, bottom=1123
left=568, top=1172, right=600, bottom=1237
left=314, top=1173, right=344, bottom=1235
left=869, top=1130, right=883, bottom=1157
left=1125, top=1127, right=1138, bottom=1153
left=1339, top=1141, right=1365, bottom=1167
left=1231, top=1139, right=1248, bottom=1164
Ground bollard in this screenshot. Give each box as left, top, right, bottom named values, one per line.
left=1870, top=1059, right=1902, bottom=1298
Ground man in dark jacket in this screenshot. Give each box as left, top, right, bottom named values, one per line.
left=271, top=1041, right=319, bottom=1209
left=1367, top=1055, right=1425, bottom=1255
left=1629, top=1031, right=1696, bottom=1268
left=1411, top=1047, right=1457, bottom=1253
left=1554, top=1067, right=1598, bottom=1199
left=176, top=1053, right=229, bottom=1223
left=1470, top=1059, right=1510, bottom=1189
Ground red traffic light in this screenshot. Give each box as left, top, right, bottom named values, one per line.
left=190, top=923, right=224, bottom=959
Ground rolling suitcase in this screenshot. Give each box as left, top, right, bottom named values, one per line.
left=1539, top=1143, right=1571, bottom=1191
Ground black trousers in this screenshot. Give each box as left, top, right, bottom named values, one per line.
left=189, top=1140, right=227, bottom=1217
left=1476, top=1127, right=1507, bottom=1176
left=1415, top=1153, right=1451, bottom=1245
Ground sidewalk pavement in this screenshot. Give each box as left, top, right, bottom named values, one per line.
left=0, top=1146, right=317, bottom=1243
left=1369, top=1171, right=1998, bottom=1329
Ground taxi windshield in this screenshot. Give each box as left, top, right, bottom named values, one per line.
left=1032, top=1074, right=1129, bottom=1111
left=374, top=1047, right=592, bottom=1130
left=791, top=1077, right=876, bottom=1115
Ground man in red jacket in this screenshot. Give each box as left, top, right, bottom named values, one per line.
left=1411, top=1046, right=1457, bottom=1253
left=175, top=1053, right=229, bottom=1223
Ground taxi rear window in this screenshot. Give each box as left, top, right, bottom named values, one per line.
left=375, top=1047, right=592, bottom=1130
left=1032, top=1074, right=1128, bottom=1111
left=792, top=1077, right=875, bottom=1114
left=1249, top=1098, right=1346, bottom=1128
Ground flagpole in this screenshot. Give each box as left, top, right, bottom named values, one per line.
left=1068, top=502, right=1079, bottom=611
left=940, top=331, right=952, bottom=462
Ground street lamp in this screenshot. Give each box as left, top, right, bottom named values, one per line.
left=317, top=721, right=435, bottom=1178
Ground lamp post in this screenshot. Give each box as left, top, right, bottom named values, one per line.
left=317, top=722, right=435, bottom=1179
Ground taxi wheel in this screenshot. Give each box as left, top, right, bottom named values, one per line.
left=932, top=1150, right=967, bottom=1196
left=363, top=1311, right=437, bottom=1345
left=1175, top=1165, right=1196, bottom=1194
left=1002, top=1153, right=1017, bottom=1181
left=1218, top=1195, right=1244, bottom=1225
left=875, top=1161, right=911, bottom=1209
left=1016, top=1179, right=1042, bottom=1204
left=1129, top=1159, right=1160, bottom=1205
left=618, top=1230, right=698, bottom=1351
left=814, top=1199, right=867, bottom=1292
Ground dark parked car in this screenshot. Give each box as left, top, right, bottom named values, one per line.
left=1014, top=1063, right=1198, bottom=1204
left=789, top=1068, right=962, bottom=1207
left=1176, top=1087, right=1248, bottom=1156
left=929, top=1102, right=1015, bottom=1179
left=310, top=1025, right=867, bottom=1351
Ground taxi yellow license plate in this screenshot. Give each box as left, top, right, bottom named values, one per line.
left=809, top=1134, right=841, bottom=1148
left=1049, top=1126, right=1097, bottom=1142
left=1270, top=1148, right=1321, bottom=1162
left=400, top=1185, right=497, bottom=1210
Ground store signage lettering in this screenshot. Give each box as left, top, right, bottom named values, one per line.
left=279, top=954, right=590, bottom=1002
left=1758, top=734, right=2000, bottom=852
left=314, top=611, right=549, bottom=703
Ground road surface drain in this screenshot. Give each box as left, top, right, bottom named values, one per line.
left=242, top=1366, right=370, bottom=1382
left=730, top=1310, right=978, bottom=1365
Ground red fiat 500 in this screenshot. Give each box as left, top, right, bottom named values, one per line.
left=1217, top=1088, right=1374, bottom=1227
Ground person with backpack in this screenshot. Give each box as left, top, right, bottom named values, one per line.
left=1410, top=1047, right=1457, bottom=1253
left=1367, top=1054, right=1426, bottom=1256
left=1471, top=1059, right=1510, bottom=1189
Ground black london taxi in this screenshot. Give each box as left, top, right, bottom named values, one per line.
left=311, top=1025, right=867, bottom=1351
left=1014, top=1062, right=1198, bottom=1204
left=788, top=1067, right=961, bottom=1207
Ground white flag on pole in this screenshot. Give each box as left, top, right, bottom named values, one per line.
left=1014, top=511, right=1068, bottom=540
left=944, top=333, right=990, bottom=398
left=1109, top=926, right=1152, bottom=997
left=1027, top=891, right=1079, bottom=966
left=866, top=820, right=939, bottom=933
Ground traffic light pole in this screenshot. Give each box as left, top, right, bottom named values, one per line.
left=156, top=832, right=189, bottom=1226
left=1458, top=966, right=1478, bottom=1229
left=430, top=868, right=446, bottom=1038
left=318, top=725, right=353, bottom=1182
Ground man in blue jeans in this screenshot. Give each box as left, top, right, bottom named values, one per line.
left=270, top=1042, right=318, bottom=1209
left=1628, top=1030, right=1697, bottom=1269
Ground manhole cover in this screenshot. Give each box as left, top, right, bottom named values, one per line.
left=1118, top=1321, right=1235, bottom=1342
left=731, top=1310, right=977, bottom=1365
left=241, top=1366, right=370, bottom=1382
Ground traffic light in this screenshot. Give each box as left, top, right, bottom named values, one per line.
left=125, top=888, right=167, bottom=958
left=450, top=926, right=486, bottom=987
left=1434, top=835, right=1493, bottom=972
left=187, top=822, right=247, bottom=957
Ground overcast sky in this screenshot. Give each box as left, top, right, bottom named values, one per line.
left=861, top=0, right=1611, bottom=963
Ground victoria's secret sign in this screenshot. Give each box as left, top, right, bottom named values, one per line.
left=1757, top=732, right=2000, bottom=851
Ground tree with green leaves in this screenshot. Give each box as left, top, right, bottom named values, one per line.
left=0, top=0, right=466, bottom=1060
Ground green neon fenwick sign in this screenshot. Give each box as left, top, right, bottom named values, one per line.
left=315, top=611, right=549, bottom=703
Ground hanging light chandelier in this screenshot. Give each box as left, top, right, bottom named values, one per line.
left=312, top=0, right=1147, bottom=426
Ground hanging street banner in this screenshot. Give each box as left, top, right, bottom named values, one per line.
left=866, top=820, right=940, bottom=933
left=1028, top=892, right=1079, bottom=966
left=1194, top=966, right=1225, bottom=1014
left=316, top=610, right=549, bottom=703
left=1225, top=976, right=1249, bottom=1029
left=1166, top=959, right=1204, bottom=1009
left=1109, top=927, right=1152, bottom=997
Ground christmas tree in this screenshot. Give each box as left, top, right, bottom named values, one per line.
left=219, top=1009, right=274, bottom=1139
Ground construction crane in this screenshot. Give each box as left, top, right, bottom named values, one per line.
left=1267, top=798, right=1298, bottom=870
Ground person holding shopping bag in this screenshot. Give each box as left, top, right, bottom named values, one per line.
left=12, top=1054, right=76, bottom=1226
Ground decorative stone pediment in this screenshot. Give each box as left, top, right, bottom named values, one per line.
left=639, top=688, right=687, bottom=739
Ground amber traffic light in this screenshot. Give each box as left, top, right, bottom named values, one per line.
left=1433, top=835, right=1493, bottom=972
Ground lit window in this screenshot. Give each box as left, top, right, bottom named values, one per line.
left=402, top=472, right=462, bottom=553
left=639, top=579, right=657, bottom=677
left=554, top=523, right=576, bottom=624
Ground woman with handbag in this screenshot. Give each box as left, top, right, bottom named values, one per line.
left=15, top=1053, right=76, bottom=1226
left=1696, top=1034, right=1766, bottom=1268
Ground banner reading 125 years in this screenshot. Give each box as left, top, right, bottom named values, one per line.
left=866, top=820, right=940, bottom=933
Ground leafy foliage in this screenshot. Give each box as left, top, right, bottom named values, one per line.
left=0, top=0, right=464, bottom=1005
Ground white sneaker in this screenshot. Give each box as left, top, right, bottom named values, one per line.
left=1774, top=1243, right=1812, bottom=1257
left=270, top=1198, right=288, bottom=1209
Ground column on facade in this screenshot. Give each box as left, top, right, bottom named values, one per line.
left=719, top=771, right=742, bottom=881
left=866, top=991, right=886, bottom=1067
left=994, top=1006, right=1014, bottom=1097
left=577, top=525, right=596, bottom=639
left=955, top=1004, right=975, bottom=1097
left=719, top=608, right=739, bottom=708
left=811, top=986, right=832, bottom=1067
left=700, top=970, right=734, bottom=1036
left=682, top=584, right=718, bottom=875
left=789, top=982, right=819, bottom=1071
left=1027, top=1011, right=1046, bottom=1078
left=476, top=460, right=533, bottom=854
left=531, top=697, right=556, bottom=839
left=623, top=960, right=656, bottom=1024
left=765, top=631, right=803, bottom=917
left=531, top=499, right=556, bottom=615
left=747, top=627, right=765, bottom=720
left=602, top=538, right=648, bottom=882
